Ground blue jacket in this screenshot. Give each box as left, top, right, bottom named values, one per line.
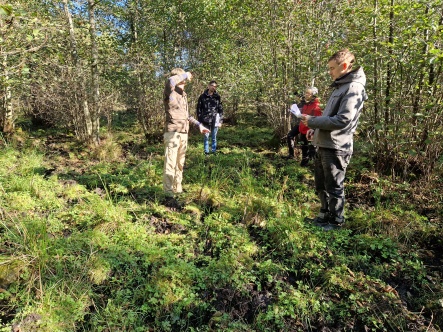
left=308, top=67, right=368, bottom=152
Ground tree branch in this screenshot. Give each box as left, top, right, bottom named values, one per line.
left=1, top=33, right=49, bottom=56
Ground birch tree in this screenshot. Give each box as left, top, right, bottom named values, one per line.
left=0, top=3, right=47, bottom=133
left=62, top=0, right=93, bottom=140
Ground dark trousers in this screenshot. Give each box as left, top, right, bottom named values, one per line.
left=300, top=133, right=316, bottom=160
left=314, top=147, right=352, bottom=221
left=287, top=126, right=300, bottom=156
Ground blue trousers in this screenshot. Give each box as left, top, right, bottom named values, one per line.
left=203, top=126, right=219, bottom=153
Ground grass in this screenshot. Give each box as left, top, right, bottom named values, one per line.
left=0, top=110, right=442, bottom=331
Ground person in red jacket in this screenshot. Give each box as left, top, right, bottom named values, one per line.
left=299, top=87, right=322, bottom=167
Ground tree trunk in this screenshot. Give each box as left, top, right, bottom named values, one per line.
left=372, top=0, right=379, bottom=141
left=130, top=0, right=148, bottom=136
left=1, top=54, right=14, bottom=133
left=0, top=14, right=14, bottom=133
left=88, top=0, right=100, bottom=145
left=63, top=0, right=93, bottom=140
left=384, top=0, right=394, bottom=128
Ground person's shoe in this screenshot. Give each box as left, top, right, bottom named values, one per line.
left=204, top=152, right=210, bottom=157
left=162, top=196, right=183, bottom=210
left=300, top=158, right=310, bottom=167
left=320, top=224, right=340, bottom=231
left=320, top=216, right=345, bottom=230
left=312, top=212, right=331, bottom=226
left=329, top=216, right=345, bottom=227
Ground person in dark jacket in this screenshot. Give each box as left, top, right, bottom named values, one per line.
left=196, top=81, right=223, bottom=155
left=298, top=87, right=322, bottom=167
left=284, top=94, right=305, bottom=160
left=301, top=49, right=368, bottom=228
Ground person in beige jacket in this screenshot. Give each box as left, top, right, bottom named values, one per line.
left=163, top=68, right=209, bottom=200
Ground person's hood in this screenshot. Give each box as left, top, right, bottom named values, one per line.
left=306, top=97, right=320, bottom=106
left=332, top=66, right=366, bottom=87
left=204, top=89, right=220, bottom=98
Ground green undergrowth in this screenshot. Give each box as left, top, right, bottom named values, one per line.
left=0, top=111, right=442, bottom=331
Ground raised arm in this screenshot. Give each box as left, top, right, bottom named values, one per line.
left=164, top=72, right=192, bottom=99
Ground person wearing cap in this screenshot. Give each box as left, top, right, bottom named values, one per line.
left=196, top=80, right=224, bottom=155
left=163, top=68, right=209, bottom=200
left=301, top=49, right=368, bottom=227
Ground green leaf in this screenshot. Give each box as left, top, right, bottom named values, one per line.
left=0, top=5, right=13, bottom=16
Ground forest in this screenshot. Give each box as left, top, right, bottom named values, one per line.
left=1, top=0, right=443, bottom=331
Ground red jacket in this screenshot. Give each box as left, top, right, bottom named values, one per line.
left=299, top=98, right=322, bottom=134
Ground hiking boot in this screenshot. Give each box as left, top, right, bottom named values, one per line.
left=329, top=216, right=345, bottom=226
left=310, top=211, right=331, bottom=225
left=162, top=196, right=184, bottom=210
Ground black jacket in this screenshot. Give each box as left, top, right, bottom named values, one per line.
left=196, top=89, right=223, bottom=126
